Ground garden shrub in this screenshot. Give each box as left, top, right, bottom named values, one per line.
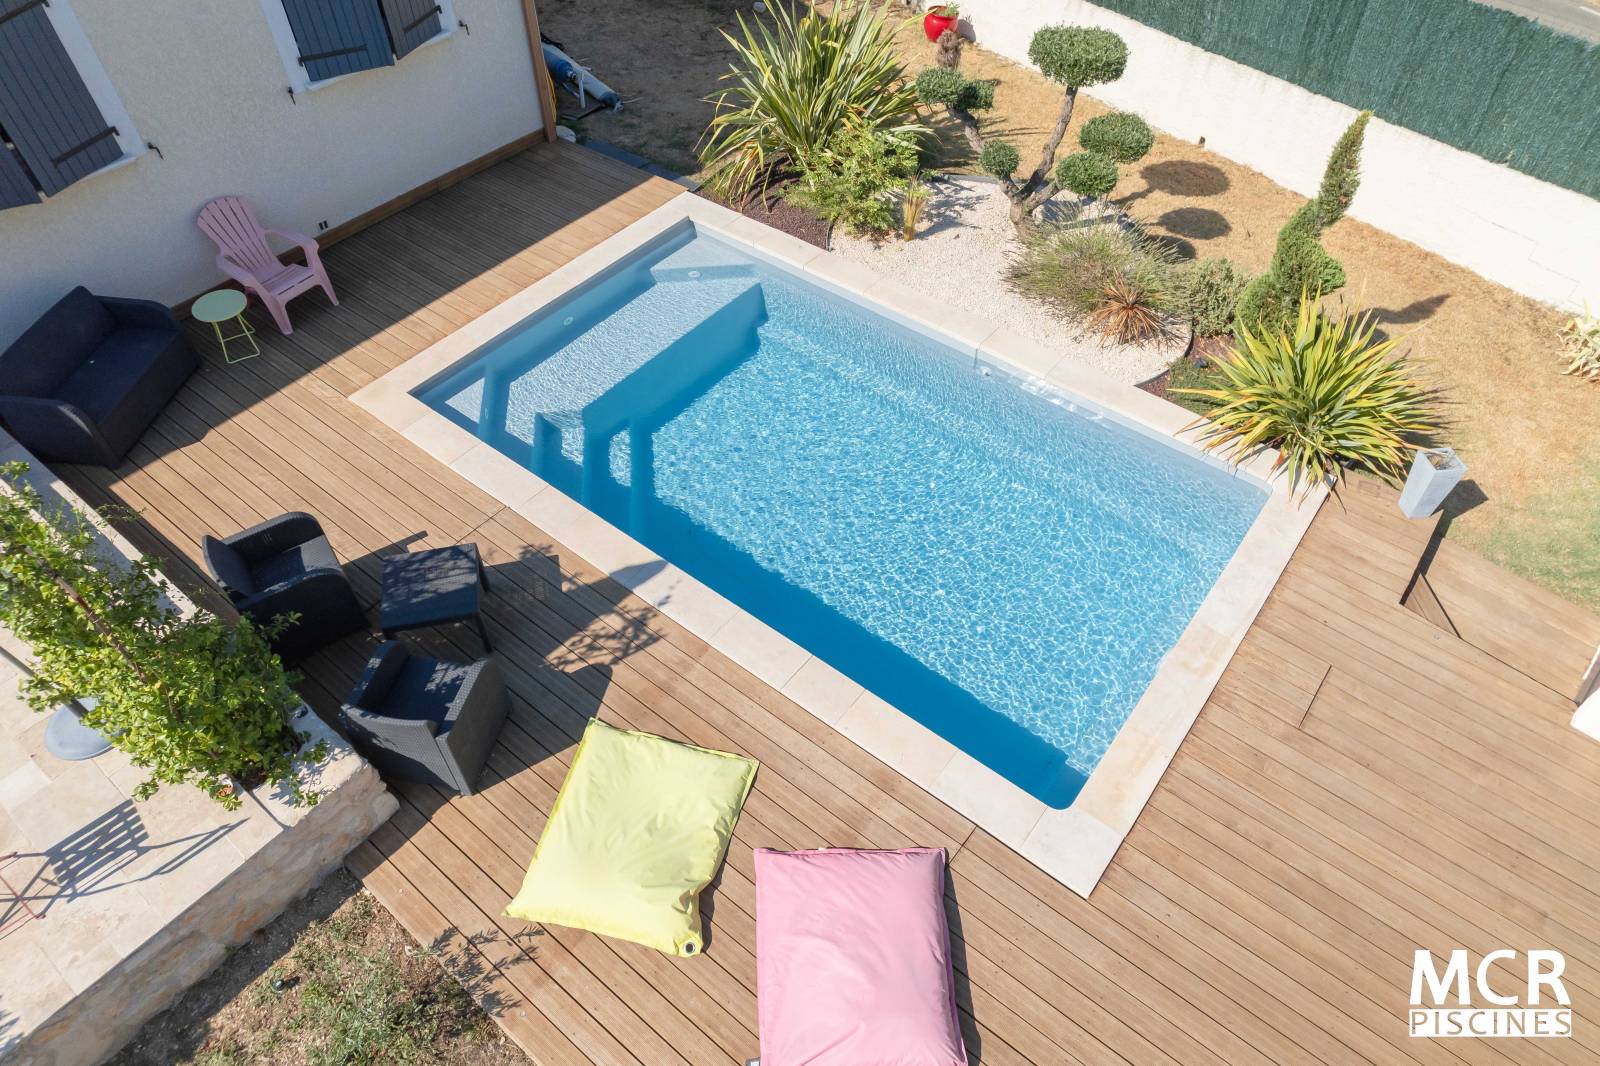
left=785, top=123, right=918, bottom=235
left=1175, top=293, right=1440, bottom=497
left=1179, top=258, right=1248, bottom=337
left=1559, top=303, right=1600, bottom=382
left=699, top=1, right=925, bottom=203
left=1008, top=221, right=1180, bottom=342
left=0, top=462, right=324, bottom=808
left=1236, top=111, right=1370, bottom=331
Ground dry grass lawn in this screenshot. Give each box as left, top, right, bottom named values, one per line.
left=542, top=0, right=1599, bottom=611
left=110, top=870, right=526, bottom=1066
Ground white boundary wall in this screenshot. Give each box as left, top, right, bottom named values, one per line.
left=961, top=0, right=1600, bottom=310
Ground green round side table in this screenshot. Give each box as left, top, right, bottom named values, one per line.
left=192, top=288, right=260, bottom=364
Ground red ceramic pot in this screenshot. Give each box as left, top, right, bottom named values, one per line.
left=923, top=8, right=959, bottom=42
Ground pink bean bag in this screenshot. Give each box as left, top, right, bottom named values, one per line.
left=754, top=847, right=967, bottom=1066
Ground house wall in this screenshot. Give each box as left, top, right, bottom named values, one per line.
left=960, top=0, right=1600, bottom=310
left=0, top=0, right=543, bottom=348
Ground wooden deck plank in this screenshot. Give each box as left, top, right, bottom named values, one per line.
left=49, top=140, right=1599, bottom=1066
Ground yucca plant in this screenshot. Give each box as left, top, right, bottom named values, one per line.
left=1560, top=303, right=1600, bottom=381
left=1087, top=276, right=1173, bottom=346
left=698, top=1, right=926, bottom=204
left=1175, top=293, right=1440, bottom=497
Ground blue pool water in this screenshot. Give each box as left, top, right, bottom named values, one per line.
left=418, top=223, right=1266, bottom=807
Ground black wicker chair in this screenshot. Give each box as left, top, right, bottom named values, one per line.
left=0, top=287, right=196, bottom=466
left=339, top=641, right=509, bottom=795
left=201, top=512, right=367, bottom=661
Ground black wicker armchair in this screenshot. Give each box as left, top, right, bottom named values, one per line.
left=0, top=287, right=196, bottom=466
left=339, top=641, right=509, bottom=795
left=201, top=512, right=367, bottom=661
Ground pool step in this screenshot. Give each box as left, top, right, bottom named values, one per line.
left=508, top=274, right=760, bottom=448
left=648, top=239, right=758, bottom=284
left=510, top=276, right=766, bottom=499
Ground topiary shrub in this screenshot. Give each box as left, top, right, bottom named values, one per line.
left=1027, top=25, right=1127, bottom=87
left=916, top=24, right=1148, bottom=228
left=1179, top=257, right=1248, bottom=337
left=978, top=140, right=1020, bottom=180
left=1077, top=111, right=1153, bottom=163
left=1054, top=151, right=1118, bottom=200
left=1235, top=111, right=1370, bottom=332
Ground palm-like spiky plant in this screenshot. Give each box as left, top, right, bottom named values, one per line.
left=698, top=1, right=926, bottom=204
left=1175, top=293, right=1440, bottom=497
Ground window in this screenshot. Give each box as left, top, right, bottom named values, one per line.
left=0, top=0, right=139, bottom=210
left=269, top=0, right=450, bottom=88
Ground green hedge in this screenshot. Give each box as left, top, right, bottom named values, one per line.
left=1088, top=0, right=1600, bottom=199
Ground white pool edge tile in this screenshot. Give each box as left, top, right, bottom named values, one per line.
left=351, top=193, right=1322, bottom=899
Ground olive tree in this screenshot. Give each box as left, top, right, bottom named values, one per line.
left=916, top=25, right=1150, bottom=227
left=0, top=462, right=324, bottom=809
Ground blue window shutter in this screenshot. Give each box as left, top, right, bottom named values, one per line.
left=0, top=141, right=40, bottom=209
left=378, top=0, right=442, bottom=60
left=0, top=0, right=122, bottom=197
left=279, top=0, right=394, bottom=82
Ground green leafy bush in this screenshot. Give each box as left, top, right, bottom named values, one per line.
left=1055, top=150, right=1119, bottom=199
left=0, top=462, right=323, bottom=809
left=785, top=123, right=918, bottom=235
left=699, top=1, right=925, bottom=202
left=1179, top=258, right=1247, bottom=337
left=1175, top=294, right=1440, bottom=496
left=1559, top=303, right=1600, bottom=381
left=1077, top=111, right=1153, bottom=162
left=1236, top=111, right=1370, bottom=331
left=1008, top=221, right=1180, bottom=340
left=1027, top=25, right=1128, bottom=87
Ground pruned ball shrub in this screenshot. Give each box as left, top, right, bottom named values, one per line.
left=1028, top=25, right=1128, bottom=88
left=1077, top=111, right=1153, bottom=163
left=979, top=140, right=1021, bottom=180
left=1055, top=150, right=1119, bottom=200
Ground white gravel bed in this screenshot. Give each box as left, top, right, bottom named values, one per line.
left=828, top=177, right=1180, bottom=385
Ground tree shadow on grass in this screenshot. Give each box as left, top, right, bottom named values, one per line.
left=1121, top=160, right=1230, bottom=211
left=1154, top=206, right=1231, bottom=242
left=1371, top=293, right=1449, bottom=329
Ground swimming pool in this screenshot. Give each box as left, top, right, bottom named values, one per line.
left=414, top=222, right=1267, bottom=808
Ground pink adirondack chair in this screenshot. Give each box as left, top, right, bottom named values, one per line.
left=196, top=197, right=337, bottom=334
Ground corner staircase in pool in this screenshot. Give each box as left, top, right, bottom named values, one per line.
left=435, top=238, right=768, bottom=510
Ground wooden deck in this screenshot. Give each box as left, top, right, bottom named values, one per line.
left=57, top=140, right=1600, bottom=1065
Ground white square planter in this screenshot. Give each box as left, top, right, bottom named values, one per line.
left=1398, top=447, right=1467, bottom=519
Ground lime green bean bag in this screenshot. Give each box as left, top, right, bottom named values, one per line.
left=505, top=717, right=758, bottom=956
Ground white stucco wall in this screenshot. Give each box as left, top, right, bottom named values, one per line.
left=961, top=0, right=1600, bottom=310
left=0, top=0, right=542, bottom=348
